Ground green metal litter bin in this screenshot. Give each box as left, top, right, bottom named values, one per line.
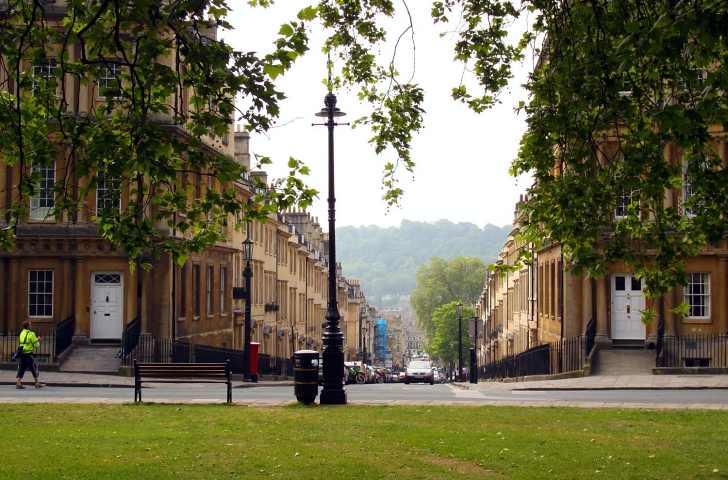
left=293, top=350, right=319, bottom=405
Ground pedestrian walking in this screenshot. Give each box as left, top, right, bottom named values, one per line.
left=15, top=320, right=45, bottom=389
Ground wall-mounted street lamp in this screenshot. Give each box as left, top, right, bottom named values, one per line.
left=314, top=83, right=348, bottom=405
left=242, top=237, right=254, bottom=382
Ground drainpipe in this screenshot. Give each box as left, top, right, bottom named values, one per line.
left=530, top=243, right=535, bottom=349
left=559, top=248, right=565, bottom=373
left=274, top=224, right=279, bottom=370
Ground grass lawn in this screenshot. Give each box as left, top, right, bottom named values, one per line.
left=1, top=404, right=727, bottom=479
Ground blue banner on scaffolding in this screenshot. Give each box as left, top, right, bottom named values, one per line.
left=375, top=318, right=387, bottom=364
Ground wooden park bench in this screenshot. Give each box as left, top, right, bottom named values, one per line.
left=133, top=360, right=232, bottom=403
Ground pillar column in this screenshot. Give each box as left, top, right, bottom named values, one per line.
left=73, top=257, right=89, bottom=345
left=77, top=41, right=89, bottom=115
left=8, top=258, right=19, bottom=329
left=582, top=274, right=594, bottom=327
left=0, top=163, right=7, bottom=213
left=595, top=274, right=610, bottom=346
left=0, top=258, right=6, bottom=334
left=646, top=296, right=659, bottom=347
left=665, top=287, right=677, bottom=335
left=76, top=176, right=89, bottom=223
left=61, top=258, right=72, bottom=318
left=139, top=266, right=150, bottom=334
left=718, top=257, right=728, bottom=334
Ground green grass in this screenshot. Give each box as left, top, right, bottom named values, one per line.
left=1, top=404, right=727, bottom=479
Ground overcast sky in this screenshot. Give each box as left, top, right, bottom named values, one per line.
left=225, top=3, right=532, bottom=230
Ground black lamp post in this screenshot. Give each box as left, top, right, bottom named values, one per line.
left=471, top=315, right=479, bottom=384
left=242, top=237, right=254, bottom=382
left=457, top=302, right=463, bottom=382
left=315, top=90, right=347, bottom=405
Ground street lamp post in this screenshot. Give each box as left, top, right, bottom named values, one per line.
left=315, top=89, right=347, bottom=405
left=457, top=302, right=463, bottom=382
left=242, top=237, right=254, bottom=382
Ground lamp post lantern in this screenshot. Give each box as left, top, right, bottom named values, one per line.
left=242, top=237, right=254, bottom=382
left=457, top=302, right=463, bottom=382
left=315, top=89, right=347, bottom=405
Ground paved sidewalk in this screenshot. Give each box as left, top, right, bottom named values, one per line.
left=1, top=370, right=289, bottom=389
left=3, top=369, right=728, bottom=390
left=452, top=374, right=728, bottom=390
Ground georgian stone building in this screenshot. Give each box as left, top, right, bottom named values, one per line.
left=0, top=6, right=372, bottom=365
left=480, top=173, right=728, bottom=369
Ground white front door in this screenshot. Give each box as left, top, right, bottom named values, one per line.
left=611, top=273, right=646, bottom=340
left=90, top=272, right=123, bottom=340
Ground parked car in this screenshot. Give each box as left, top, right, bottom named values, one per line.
left=397, top=371, right=406, bottom=382
left=404, top=360, right=434, bottom=385
left=433, top=369, right=442, bottom=384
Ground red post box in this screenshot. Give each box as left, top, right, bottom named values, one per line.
left=249, top=342, right=260, bottom=383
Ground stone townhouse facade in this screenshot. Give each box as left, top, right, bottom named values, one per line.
left=0, top=6, right=372, bottom=364
left=480, top=142, right=728, bottom=368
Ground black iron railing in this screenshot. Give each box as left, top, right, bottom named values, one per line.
left=657, top=333, right=727, bottom=368
left=2, top=329, right=56, bottom=363
left=585, top=316, right=597, bottom=358
left=55, top=314, right=75, bottom=362
left=194, top=343, right=244, bottom=374
left=559, top=335, right=585, bottom=372
left=118, top=316, right=141, bottom=363
left=482, top=335, right=586, bottom=380
left=123, top=334, right=189, bottom=366
left=655, top=315, right=665, bottom=367
left=122, top=332, right=294, bottom=376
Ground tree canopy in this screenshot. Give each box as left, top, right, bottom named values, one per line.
left=510, top=0, right=728, bottom=314
left=3, top=0, right=724, bottom=298
left=337, top=221, right=509, bottom=304
left=426, top=301, right=476, bottom=367
left=409, top=255, right=487, bottom=336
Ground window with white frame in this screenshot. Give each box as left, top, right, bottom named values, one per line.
left=206, top=265, right=213, bottom=315
left=29, top=161, right=55, bottom=220
left=612, top=157, right=641, bottom=219
left=96, top=175, right=121, bottom=213
left=28, top=270, right=53, bottom=317
left=219, top=267, right=227, bottom=313
left=614, top=186, right=640, bottom=219
left=683, top=272, right=710, bottom=319
left=683, top=68, right=707, bottom=91
left=192, top=264, right=200, bottom=317
left=98, top=63, right=121, bottom=97
left=681, top=157, right=707, bottom=217
left=618, top=73, right=632, bottom=96
left=32, top=58, right=58, bottom=94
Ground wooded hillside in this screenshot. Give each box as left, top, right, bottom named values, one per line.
left=337, top=220, right=510, bottom=307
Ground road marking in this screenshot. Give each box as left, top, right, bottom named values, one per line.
left=453, top=389, right=486, bottom=398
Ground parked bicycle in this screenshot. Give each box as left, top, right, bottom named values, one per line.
left=346, top=364, right=366, bottom=384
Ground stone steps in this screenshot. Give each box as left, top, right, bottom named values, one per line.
left=593, top=347, right=655, bottom=375
left=59, top=346, right=122, bottom=374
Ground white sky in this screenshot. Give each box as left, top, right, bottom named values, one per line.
left=225, top=2, right=532, bottom=230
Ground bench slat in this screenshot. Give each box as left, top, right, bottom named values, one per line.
left=134, top=360, right=232, bottom=403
